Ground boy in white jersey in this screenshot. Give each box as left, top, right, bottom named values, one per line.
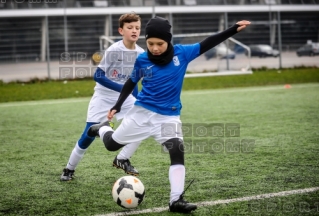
left=88, top=17, right=251, bottom=213
left=60, top=13, right=144, bottom=181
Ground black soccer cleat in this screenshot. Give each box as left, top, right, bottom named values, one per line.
left=87, top=121, right=114, bottom=137
left=169, top=196, right=197, bottom=214
left=60, top=168, right=75, bottom=181
left=113, top=156, right=139, bottom=176
left=169, top=179, right=197, bottom=213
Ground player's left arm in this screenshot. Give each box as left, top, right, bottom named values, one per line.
left=199, top=20, right=251, bottom=55
left=107, top=60, right=142, bottom=120
left=107, top=78, right=137, bottom=120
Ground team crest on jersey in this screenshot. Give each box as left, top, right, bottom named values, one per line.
left=111, top=69, right=118, bottom=77
left=173, top=56, right=180, bottom=66
left=108, top=67, right=132, bottom=81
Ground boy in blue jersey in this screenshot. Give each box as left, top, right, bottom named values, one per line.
left=60, top=13, right=144, bottom=181
left=88, top=16, right=250, bottom=213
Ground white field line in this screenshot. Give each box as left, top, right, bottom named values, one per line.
left=0, top=83, right=318, bottom=108
left=0, top=98, right=90, bottom=107
left=182, top=83, right=319, bottom=96
left=96, top=187, right=319, bottom=216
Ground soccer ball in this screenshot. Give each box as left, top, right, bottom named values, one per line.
left=112, top=176, right=145, bottom=209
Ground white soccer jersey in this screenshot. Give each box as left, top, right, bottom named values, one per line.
left=95, top=40, right=144, bottom=98
left=87, top=40, right=144, bottom=123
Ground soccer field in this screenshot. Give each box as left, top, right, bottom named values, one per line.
left=0, top=83, right=319, bottom=215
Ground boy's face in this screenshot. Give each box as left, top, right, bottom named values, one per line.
left=146, top=38, right=168, bottom=55
left=118, top=21, right=141, bottom=43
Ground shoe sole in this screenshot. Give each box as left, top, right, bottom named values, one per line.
left=170, top=210, right=195, bottom=213
left=112, top=163, right=139, bottom=176
left=169, top=204, right=197, bottom=213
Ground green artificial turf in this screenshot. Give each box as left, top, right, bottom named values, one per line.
left=0, top=83, right=318, bottom=215
left=0, top=68, right=318, bottom=103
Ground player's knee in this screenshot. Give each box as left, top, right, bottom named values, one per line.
left=78, top=125, right=96, bottom=149
left=163, top=138, right=184, bottom=165
left=78, top=135, right=95, bottom=149
left=103, top=131, right=124, bottom=151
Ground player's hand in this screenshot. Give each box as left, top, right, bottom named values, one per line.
left=107, top=109, right=117, bottom=121
left=236, top=20, right=251, bottom=32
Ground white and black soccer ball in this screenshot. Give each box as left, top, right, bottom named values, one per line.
left=112, top=176, right=145, bottom=209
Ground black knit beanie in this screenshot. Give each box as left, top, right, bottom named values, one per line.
left=145, top=16, right=172, bottom=43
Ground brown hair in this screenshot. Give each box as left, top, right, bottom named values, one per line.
left=118, top=12, right=141, bottom=28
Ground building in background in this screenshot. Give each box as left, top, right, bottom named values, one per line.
left=0, top=0, right=319, bottom=63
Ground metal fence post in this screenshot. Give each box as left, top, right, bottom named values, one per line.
left=277, top=11, right=282, bottom=69
left=63, top=0, right=68, bottom=53
left=45, top=16, right=51, bottom=80
left=224, top=12, right=229, bottom=71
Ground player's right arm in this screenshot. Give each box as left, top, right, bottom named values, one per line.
left=93, top=67, right=124, bottom=92
left=93, top=67, right=138, bottom=97
left=94, top=48, right=139, bottom=97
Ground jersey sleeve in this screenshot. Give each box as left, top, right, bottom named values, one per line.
left=179, top=43, right=201, bottom=62
left=93, top=67, right=124, bottom=92
left=129, top=57, right=143, bottom=84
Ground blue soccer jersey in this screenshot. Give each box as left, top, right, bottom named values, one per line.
left=130, top=43, right=200, bottom=116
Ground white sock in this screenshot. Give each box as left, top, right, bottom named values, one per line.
left=66, top=143, right=87, bottom=170
left=99, top=125, right=114, bottom=140
left=117, top=141, right=142, bottom=160
left=169, top=164, right=185, bottom=205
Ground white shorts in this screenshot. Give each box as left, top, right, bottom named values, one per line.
left=86, top=91, right=136, bottom=123
left=112, top=106, right=183, bottom=145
